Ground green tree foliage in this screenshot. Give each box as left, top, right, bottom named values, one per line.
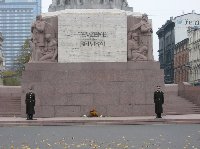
left=1, top=39, right=32, bottom=86
left=15, top=39, right=32, bottom=77
left=1, top=70, right=20, bottom=86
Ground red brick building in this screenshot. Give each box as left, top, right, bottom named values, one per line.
left=174, top=38, right=189, bottom=84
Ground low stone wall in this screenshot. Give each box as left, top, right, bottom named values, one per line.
left=164, top=84, right=178, bottom=95
left=21, top=62, right=164, bottom=118
left=178, top=82, right=200, bottom=106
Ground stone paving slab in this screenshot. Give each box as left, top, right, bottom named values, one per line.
left=0, top=114, right=200, bottom=126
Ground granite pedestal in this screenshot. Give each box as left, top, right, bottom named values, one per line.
left=21, top=62, right=164, bottom=117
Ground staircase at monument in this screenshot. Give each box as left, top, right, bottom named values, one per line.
left=0, top=86, right=21, bottom=117
left=164, top=84, right=200, bottom=115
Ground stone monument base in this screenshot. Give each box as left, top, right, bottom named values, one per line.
left=21, top=62, right=164, bottom=117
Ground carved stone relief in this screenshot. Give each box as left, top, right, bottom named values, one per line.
left=127, top=14, right=153, bottom=61
left=30, top=15, right=58, bottom=62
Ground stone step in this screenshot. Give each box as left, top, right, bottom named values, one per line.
left=0, top=99, right=21, bottom=102
left=165, top=96, right=196, bottom=100
left=165, top=112, right=200, bottom=115
left=167, top=99, right=189, bottom=102
left=0, top=96, right=21, bottom=99
left=0, top=100, right=21, bottom=102
left=165, top=109, right=200, bottom=112
left=0, top=102, right=21, bottom=105
left=165, top=106, right=200, bottom=109
left=0, top=102, right=21, bottom=104
left=165, top=107, right=200, bottom=109
left=165, top=111, right=200, bottom=113
left=0, top=101, right=21, bottom=103
left=0, top=92, right=21, bottom=117
left=165, top=103, right=199, bottom=105
left=163, top=107, right=200, bottom=111
left=164, top=105, right=200, bottom=108
left=165, top=108, right=200, bottom=111
left=0, top=108, right=21, bottom=110
left=0, top=105, right=21, bottom=108
left=165, top=102, right=198, bottom=105
left=166, top=107, right=200, bottom=110
left=0, top=113, right=21, bottom=117
left=165, top=99, right=192, bottom=102
left=165, top=102, right=199, bottom=105
left=0, top=103, right=21, bottom=105
left=165, top=105, right=199, bottom=108
left=167, top=99, right=194, bottom=102
left=164, top=84, right=200, bottom=115
left=165, top=97, right=190, bottom=101
left=165, top=99, right=193, bottom=102
left=0, top=104, right=21, bottom=106
left=0, top=111, right=21, bottom=113
left=0, top=107, right=21, bottom=109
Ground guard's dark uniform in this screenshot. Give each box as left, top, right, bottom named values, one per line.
left=25, top=91, right=35, bottom=120
left=154, top=90, right=164, bottom=118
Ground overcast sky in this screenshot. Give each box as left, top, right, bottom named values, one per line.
left=41, top=0, right=200, bottom=61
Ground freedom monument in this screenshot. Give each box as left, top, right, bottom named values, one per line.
left=21, top=0, right=164, bottom=117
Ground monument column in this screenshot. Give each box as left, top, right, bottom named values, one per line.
left=22, top=2, right=164, bottom=118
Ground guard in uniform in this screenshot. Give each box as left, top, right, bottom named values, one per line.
left=25, top=88, right=35, bottom=120
left=154, top=86, right=164, bottom=118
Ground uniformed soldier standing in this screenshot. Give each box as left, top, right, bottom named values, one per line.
left=154, top=86, right=164, bottom=118
left=25, top=87, right=35, bottom=120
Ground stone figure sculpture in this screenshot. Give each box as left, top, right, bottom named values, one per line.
left=31, top=15, right=46, bottom=61
left=39, top=34, right=58, bottom=62
left=49, top=0, right=132, bottom=11
left=128, top=32, right=148, bottom=61
left=128, top=13, right=153, bottom=61
left=30, top=15, right=58, bottom=62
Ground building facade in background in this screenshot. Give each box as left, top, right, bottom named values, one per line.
left=188, top=27, right=200, bottom=85
left=157, top=11, right=200, bottom=84
left=156, top=19, right=175, bottom=84
left=174, top=38, right=189, bottom=84
left=0, top=0, right=41, bottom=70
left=174, top=11, right=200, bottom=44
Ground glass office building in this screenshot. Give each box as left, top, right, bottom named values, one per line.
left=0, top=0, right=41, bottom=69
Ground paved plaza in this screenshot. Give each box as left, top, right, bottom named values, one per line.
left=0, top=114, right=200, bottom=126
left=0, top=114, right=199, bottom=148
left=0, top=124, right=200, bottom=149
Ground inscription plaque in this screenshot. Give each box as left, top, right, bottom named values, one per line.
left=58, top=10, right=127, bottom=63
